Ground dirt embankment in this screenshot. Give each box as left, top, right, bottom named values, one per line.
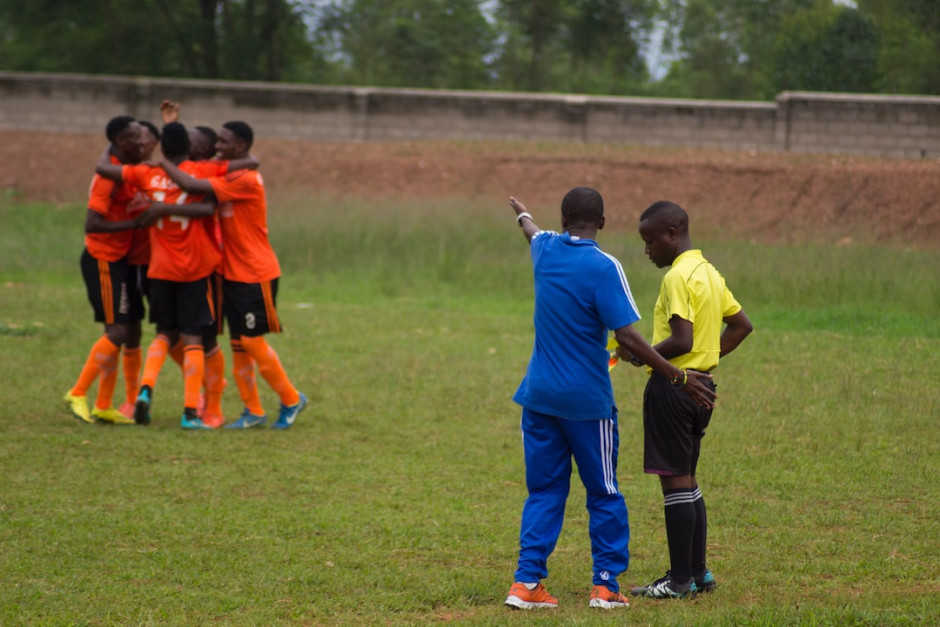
left=1, top=130, right=937, bottom=247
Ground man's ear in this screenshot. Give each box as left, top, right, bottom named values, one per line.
left=598, top=216, right=606, bottom=230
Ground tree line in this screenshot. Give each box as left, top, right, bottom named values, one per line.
left=1, top=0, right=936, bottom=100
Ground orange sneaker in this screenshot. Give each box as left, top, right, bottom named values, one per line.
left=201, top=412, right=225, bottom=429
left=505, top=582, right=558, bottom=610
left=589, top=585, right=630, bottom=609
left=118, top=402, right=135, bottom=419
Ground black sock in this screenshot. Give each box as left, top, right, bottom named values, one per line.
left=663, top=488, right=696, bottom=585
left=691, top=487, right=707, bottom=580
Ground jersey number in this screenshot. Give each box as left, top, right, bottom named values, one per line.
left=152, top=191, right=191, bottom=230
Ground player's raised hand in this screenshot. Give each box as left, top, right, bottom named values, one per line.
left=160, top=100, right=180, bottom=124
left=509, top=196, right=538, bottom=242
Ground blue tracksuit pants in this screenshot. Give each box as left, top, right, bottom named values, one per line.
left=514, top=407, right=631, bottom=591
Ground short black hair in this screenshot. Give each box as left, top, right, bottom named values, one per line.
left=561, top=187, right=604, bottom=228
left=105, top=115, right=136, bottom=143
left=195, top=125, right=217, bottom=147
left=138, top=120, right=160, bottom=140
left=222, top=121, right=253, bottom=150
left=160, top=122, right=191, bottom=160
left=640, top=200, right=689, bottom=233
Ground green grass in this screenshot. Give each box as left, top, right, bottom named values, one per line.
left=0, top=197, right=938, bottom=625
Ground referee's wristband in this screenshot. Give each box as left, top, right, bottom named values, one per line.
left=516, top=212, right=532, bottom=226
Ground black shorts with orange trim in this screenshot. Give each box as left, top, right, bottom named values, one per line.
left=641, top=372, right=716, bottom=477
left=127, top=263, right=148, bottom=321
left=80, top=248, right=134, bottom=324
left=223, top=277, right=281, bottom=337
left=148, top=275, right=215, bottom=336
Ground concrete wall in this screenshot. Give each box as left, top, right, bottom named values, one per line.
left=1, top=72, right=938, bottom=159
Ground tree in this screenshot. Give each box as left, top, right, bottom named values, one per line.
left=655, top=0, right=761, bottom=99
left=0, top=0, right=317, bottom=82
left=773, top=2, right=881, bottom=94
left=856, top=0, right=940, bottom=94
left=315, top=0, right=494, bottom=89
left=564, top=0, right=657, bottom=94
left=492, top=0, right=568, bottom=92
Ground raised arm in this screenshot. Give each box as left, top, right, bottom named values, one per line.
left=508, top=196, right=540, bottom=243
left=160, top=100, right=180, bottom=124
left=614, top=324, right=716, bottom=408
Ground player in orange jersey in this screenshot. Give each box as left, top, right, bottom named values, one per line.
left=116, top=119, right=161, bottom=419
left=63, top=115, right=146, bottom=426
left=159, top=121, right=307, bottom=430
left=97, top=122, right=227, bottom=429
left=148, top=104, right=230, bottom=426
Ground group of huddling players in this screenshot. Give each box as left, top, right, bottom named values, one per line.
left=63, top=101, right=307, bottom=430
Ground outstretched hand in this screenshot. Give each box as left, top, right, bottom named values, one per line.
left=509, top=196, right=528, bottom=216
left=509, top=196, right=539, bottom=242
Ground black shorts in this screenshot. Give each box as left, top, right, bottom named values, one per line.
left=127, top=263, right=148, bottom=321
left=200, top=273, right=224, bottom=346
left=642, top=372, right=716, bottom=477
left=148, top=275, right=215, bottom=335
left=223, top=278, right=281, bottom=338
left=80, top=249, right=139, bottom=324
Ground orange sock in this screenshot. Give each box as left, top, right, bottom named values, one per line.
left=71, top=336, right=120, bottom=397
left=169, top=340, right=185, bottom=369
left=240, top=335, right=299, bottom=406
left=141, top=334, right=171, bottom=389
left=94, top=346, right=120, bottom=410
left=183, top=344, right=205, bottom=410
left=204, top=346, right=226, bottom=416
left=123, top=346, right=141, bottom=405
left=231, top=338, right=264, bottom=415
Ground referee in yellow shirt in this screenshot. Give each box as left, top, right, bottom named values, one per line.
left=624, top=200, right=753, bottom=599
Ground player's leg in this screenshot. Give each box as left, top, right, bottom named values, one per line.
left=630, top=374, right=701, bottom=599
left=202, top=331, right=226, bottom=428
left=564, top=410, right=630, bottom=605
left=119, top=264, right=146, bottom=418
left=134, top=279, right=179, bottom=425
left=178, top=276, right=214, bottom=430
left=690, top=398, right=716, bottom=593
left=223, top=277, right=266, bottom=429
left=513, top=408, right=571, bottom=589
left=90, top=320, right=135, bottom=425
left=226, top=278, right=305, bottom=429
left=201, top=273, right=227, bottom=428
left=65, top=251, right=126, bottom=424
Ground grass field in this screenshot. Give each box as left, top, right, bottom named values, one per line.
left=1, top=195, right=938, bottom=626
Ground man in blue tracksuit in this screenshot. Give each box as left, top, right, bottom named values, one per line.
left=503, top=188, right=715, bottom=611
